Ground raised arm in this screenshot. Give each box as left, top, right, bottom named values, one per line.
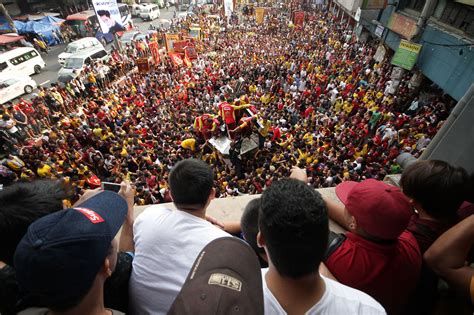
left=424, top=215, right=474, bottom=300
left=118, top=181, right=136, bottom=253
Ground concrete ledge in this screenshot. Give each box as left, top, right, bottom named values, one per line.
left=134, top=187, right=346, bottom=234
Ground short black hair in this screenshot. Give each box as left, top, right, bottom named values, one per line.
left=241, top=198, right=268, bottom=268
left=259, top=179, right=328, bottom=278
left=169, top=159, right=213, bottom=209
left=400, top=160, right=470, bottom=219
left=97, top=10, right=110, bottom=17
left=0, top=180, right=73, bottom=265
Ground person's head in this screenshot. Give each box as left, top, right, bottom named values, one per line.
left=14, top=191, right=127, bottom=312
left=400, top=160, right=470, bottom=219
left=0, top=180, right=74, bottom=265
left=97, top=10, right=115, bottom=28
left=241, top=198, right=268, bottom=268
left=336, top=179, right=412, bottom=241
left=258, top=179, right=328, bottom=278
left=169, top=159, right=215, bottom=210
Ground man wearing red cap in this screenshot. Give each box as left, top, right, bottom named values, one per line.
left=323, top=179, right=421, bottom=315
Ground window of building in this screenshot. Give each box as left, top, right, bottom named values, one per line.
left=406, top=0, right=427, bottom=11
left=440, top=2, right=474, bottom=36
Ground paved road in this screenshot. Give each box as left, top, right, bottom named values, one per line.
left=30, top=7, right=178, bottom=90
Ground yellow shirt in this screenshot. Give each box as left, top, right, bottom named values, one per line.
left=181, top=138, right=196, bottom=151
left=37, top=164, right=52, bottom=177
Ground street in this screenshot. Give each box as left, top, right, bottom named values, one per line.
left=29, top=7, right=178, bottom=91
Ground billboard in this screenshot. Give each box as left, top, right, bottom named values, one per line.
left=387, top=12, right=417, bottom=40
left=391, top=40, right=422, bottom=70
left=91, top=0, right=125, bottom=34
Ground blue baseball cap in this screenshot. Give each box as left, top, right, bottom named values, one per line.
left=14, top=191, right=127, bottom=309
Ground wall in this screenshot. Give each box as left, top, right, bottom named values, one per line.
left=335, top=0, right=361, bottom=13
left=366, top=7, right=474, bottom=101
left=417, top=24, right=474, bottom=101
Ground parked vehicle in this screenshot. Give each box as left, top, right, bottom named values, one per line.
left=140, top=4, right=160, bottom=21
left=0, top=74, right=37, bottom=104
left=0, top=47, right=46, bottom=76
left=129, top=4, right=149, bottom=17
left=119, top=31, right=143, bottom=46
left=179, top=0, right=192, bottom=11
left=177, top=11, right=197, bottom=20
left=58, top=48, right=109, bottom=82
left=57, top=37, right=103, bottom=65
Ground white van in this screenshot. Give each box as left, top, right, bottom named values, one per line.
left=0, top=47, right=46, bottom=76
left=0, top=74, right=37, bottom=105
left=58, top=37, right=103, bottom=65
left=130, top=3, right=148, bottom=17
left=58, top=48, right=109, bottom=82
left=140, top=4, right=160, bottom=21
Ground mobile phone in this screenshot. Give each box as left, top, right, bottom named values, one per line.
left=101, top=182, right=121, bottom=193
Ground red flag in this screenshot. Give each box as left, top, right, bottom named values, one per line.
left=169, top=52, right=184, bottom=66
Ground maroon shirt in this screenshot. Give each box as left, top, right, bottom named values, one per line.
left=407, top=214, right=449, bottom=254
left=326, top=231, right=421, bottom=315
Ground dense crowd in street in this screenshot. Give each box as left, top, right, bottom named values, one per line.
left=1, top=7, right=474, bottom=315
left=0, top=9, right=455, bottom=205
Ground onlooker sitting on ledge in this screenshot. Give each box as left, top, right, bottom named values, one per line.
left=129, top=159, right=230, bottom=314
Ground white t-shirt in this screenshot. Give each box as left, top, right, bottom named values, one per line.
left=261, top=269, right=386, bottom=315
left=129, top=206, right=230, bottom=315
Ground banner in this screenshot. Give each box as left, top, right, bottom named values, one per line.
left=184, top=46, right=198, bottom=60
left=293, top=10, right=305, bottom=26
left=184, top=55, right=192, bottom=68
left=164, top=33, right=180, bottom=52
left=148, top=41, right=160, bottom=64
left=136, top=57, right=150, bottom=73
left=255, top=7, right=265, bottom=24
left=173, top=40, right=193, bottom=53
left=169, top=52, right=184, bottom=66
left=391, top=40, right=422, bottom=71
left=189, top=27, right=201, bottom=40
left=91, top=0, right=125, bottom=35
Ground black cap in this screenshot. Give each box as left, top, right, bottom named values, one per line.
left=168, top=237, right=264, bottom=315
left=14, top=191, right=127, bottom=308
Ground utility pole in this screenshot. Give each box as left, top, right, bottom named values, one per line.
left=0, top=4, right=17, bottom=34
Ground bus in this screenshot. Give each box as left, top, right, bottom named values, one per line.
left=65, top=4, right=133, bottom=46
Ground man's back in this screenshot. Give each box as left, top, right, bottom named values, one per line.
left=262, top=269, right=386, bottom=315
left=129, top=206, right=229, bottom=314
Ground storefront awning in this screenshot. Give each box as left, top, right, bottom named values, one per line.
left=0, top=34, right=24, bottom=45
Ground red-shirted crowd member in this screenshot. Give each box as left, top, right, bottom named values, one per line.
left=323, top=179, right=421, bottom=315
left=194, top=113, right=219, bottom=139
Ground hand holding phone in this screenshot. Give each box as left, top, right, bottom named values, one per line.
left=101, top=182, right=122, bottom=193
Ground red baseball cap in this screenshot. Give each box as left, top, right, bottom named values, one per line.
left=336, top=179, right=412, bottom=240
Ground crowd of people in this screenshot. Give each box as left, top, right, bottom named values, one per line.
left=0, top=9, right=457, bottom=205
left=1, top=7, right=473, bottom=315
left=1, top=156, right=473, bottom=314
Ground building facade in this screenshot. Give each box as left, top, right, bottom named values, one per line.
left=330, top=0, right=474, bottom=101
